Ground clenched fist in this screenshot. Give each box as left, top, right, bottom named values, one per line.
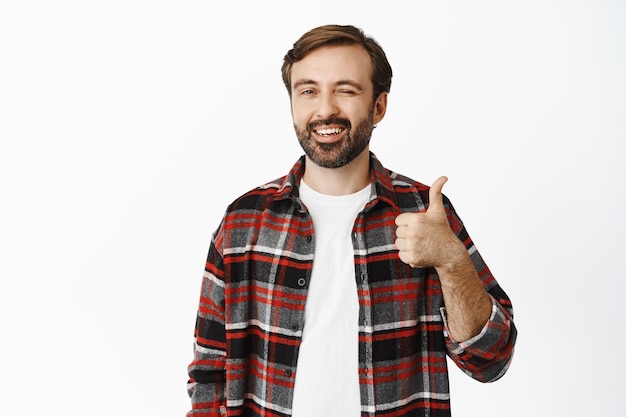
left=395, top=176, right=465, bottom=269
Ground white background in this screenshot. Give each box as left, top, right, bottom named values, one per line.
left=1, top=1, right=624, bottom=416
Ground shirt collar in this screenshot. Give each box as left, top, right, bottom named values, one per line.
left=273, top=152, right=400, bottom=211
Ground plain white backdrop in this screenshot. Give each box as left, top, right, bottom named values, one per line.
left=1, top=1, right=624, bottom=416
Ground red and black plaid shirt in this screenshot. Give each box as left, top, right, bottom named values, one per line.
left=187, top=153, right=516, bottom=417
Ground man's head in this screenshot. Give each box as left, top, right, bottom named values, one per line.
left=282, top=25, right=393, bottom=169
left=282, top=25, right=393, bottom=101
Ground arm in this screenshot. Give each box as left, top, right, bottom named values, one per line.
left=395, top=176, right=492, bottom=341
left=187, top=229, right=227, bottom=417
left=438, top=245, right=516, bottom=383
left=435, top=241, right=492, bottom=342
left=395, top=177, right=516, bottom=381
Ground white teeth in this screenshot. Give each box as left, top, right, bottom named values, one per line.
left=316, top=128, right=343, bottom=135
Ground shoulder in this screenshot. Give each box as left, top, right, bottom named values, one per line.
left=225, top=175, right=290, bottom=213
left=224, top=156, right=304, bottom=213
left=385, top=169, right=457, bottom=214
left=387, top=169, right=429, bottom=191
left=369, top=153, right=431, bottom=211
left=377, top=166, right=431, bottom=212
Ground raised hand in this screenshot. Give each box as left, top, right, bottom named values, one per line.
left=394, top=176, right=462, bottom=269
left=396, top=176, right=494, bottom=341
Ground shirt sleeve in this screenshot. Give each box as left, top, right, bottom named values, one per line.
left=186, top=226, right=228, bottom=417
left=441, top=196, right=517, bottom=383
left=441, top=294, right=517, bottom=382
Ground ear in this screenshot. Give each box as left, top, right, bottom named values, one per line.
left=372, top=92, right=388, bottom=125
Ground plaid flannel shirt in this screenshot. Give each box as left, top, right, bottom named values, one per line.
left=187, top=152, right=516, bottom=417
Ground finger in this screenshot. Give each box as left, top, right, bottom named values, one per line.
left=395, top=212, right=412, bottom=226
left=427, top=176, right=448, bottom=212
left=395, top=225, right=408, bottom=238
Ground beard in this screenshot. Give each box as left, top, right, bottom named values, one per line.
left=294, top=106, right=375, bottom=169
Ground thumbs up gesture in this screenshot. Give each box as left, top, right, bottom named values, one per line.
left=395, top=176, right=463, bottom=269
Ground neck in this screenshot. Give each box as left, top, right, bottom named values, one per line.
left=302, top=149, right=371, bottom=196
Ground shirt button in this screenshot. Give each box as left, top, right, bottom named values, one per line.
left=292, top=324, right=299, bottom=332
left=305, top=235, right=312, bottom=242
left=285, top=369, right=292, bottom=377
left=297, top=277, right=306, bottom=287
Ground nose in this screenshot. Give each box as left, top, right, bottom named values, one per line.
left=316, top=92, right=339, bottom=120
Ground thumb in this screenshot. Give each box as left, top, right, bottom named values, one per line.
left=427, top=176, right=448, bottom=212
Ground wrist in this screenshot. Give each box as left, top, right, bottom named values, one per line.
left=436, top=238, right=469, bottom=270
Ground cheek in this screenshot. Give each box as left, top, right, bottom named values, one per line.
left=291, top=102, right=313, bottom=126
left=343, top=101, right=371, bottom=121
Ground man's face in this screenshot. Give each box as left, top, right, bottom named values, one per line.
left=290, top=44, right=387, bottom=169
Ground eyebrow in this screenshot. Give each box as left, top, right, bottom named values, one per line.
left=292, top=79, right=365, bottom=92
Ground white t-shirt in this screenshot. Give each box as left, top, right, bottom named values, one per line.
left=291, top=180, right=371, bottom=417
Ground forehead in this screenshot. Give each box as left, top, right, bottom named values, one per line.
left=290, top=44, right=373, bottom=87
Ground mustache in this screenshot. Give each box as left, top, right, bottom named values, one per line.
left=307, top=117, right=351, bottom=131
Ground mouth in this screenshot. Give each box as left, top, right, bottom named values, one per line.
left=312, top=126, right=346, bottom=143
left=315, top=126, right=344, bottom=136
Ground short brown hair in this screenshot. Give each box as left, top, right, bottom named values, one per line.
left=282, top=24, right=392, bottom=100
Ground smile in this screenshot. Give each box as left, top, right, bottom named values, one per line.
left=314, top=127, right=345, bottom=136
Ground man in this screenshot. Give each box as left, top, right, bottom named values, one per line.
left=187, top=24, right=516, bottom=417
